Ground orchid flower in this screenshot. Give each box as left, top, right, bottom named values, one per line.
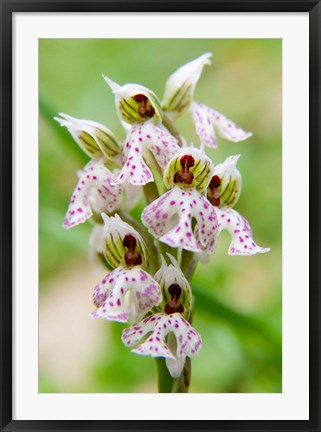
left=103, top=76, right=163, bottom=125
left=190, top=102, right=252, bottom=149
left=54, top=113, right=122, bottom=162
left=152, top=254, right=196, bottom=377
left=92, top=267, right=162, bottom=324
left=63, top=159, right=123, bottom=229
left=112, top=120, right=180, bottom=186
left=162, top=52, right=212, bottom=119
left=57, top=52, right=271, bottom=393
left=142, top=148, right=218, bottom=253
left=206, top=155, right=270, bottom=255
left=63, top=158, right=142, bottom=229
left=153, top=254, right=192, bottom=319
left=92, top=214, right=162, bottom=323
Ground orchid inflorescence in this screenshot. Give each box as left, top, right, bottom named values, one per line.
left=56, top=52, right=269, bottom=391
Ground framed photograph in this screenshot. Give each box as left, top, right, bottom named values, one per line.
left=1, top=1, right=320, bottom=431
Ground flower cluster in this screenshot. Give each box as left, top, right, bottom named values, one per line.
left=57, top=53, right=269, bottom=384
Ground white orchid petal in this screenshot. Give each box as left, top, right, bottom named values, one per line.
left=93, top=267, right=162, bottom=323
left=114, top=152, right=153, bottom=186
left=165, top=332, right=186, bottom=378
left=55, top=113, right=121, bottom=160
left=162, top=53, right=212, bottom=118
left=102, top=75, right=120, bottom=92
left=103, top=78, right=163, bottom=124
left=153, top=254, right=192, bottom=319
left=101, top=213, right=146, bottom=269
left=141, top=187, right=218, bottom=253
left=138, top=121, right=180, bottom=169
left=208, top=154, right=242, bottom=208
left=63, top=160, right=122, bottom=229
left=122, top=313, right=202, bottom=361
left=216, top=207, right=270, bottom=256
left=166, top=356, right=186, bottom=378
left=114, top=121, right=179, bottom=185
left=154, top=254, right=187, bottom=288
left=190, top=102, right=252, bottom=148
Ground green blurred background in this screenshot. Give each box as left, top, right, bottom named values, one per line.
left=39, top=39, right=282, bottom=393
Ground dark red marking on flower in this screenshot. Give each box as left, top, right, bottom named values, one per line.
left=133, top=94, right=155, bottom=118
left=173, top=154, right=195, bottom=185
left=123, top=234, right=143, bottom=267
left=207, top=175, right=221, bottom=206
left=165, top=283, right=184, bottom=315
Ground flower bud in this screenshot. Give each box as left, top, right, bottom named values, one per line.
left=164, top=148, right=213, bottom=192
left=54, top=113, right=121, bottom=161
left=162, top=52, right=212, bottom=119
left=153, top=255, right=192, bottom=319
left=102, top=213, right=146, bottom=269
left=207, top=155, right=241, bottom=208
left=103, top=76, right=163, bottom=124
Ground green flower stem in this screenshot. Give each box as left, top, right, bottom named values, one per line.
left=156, top=357, right=190, bottom=393
left=156, top=358, right=174, bottom=392
left=162, top=114, right=183, bottom=147
left=156, top=250, right=196, bottom=393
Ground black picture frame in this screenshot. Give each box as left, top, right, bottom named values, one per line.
left=1, top=1, right=320, bottom=431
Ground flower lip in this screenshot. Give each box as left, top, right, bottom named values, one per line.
left=190, top=102, right=252, bottom=148
left=62, top=160, right=122, bottom=229
left=112, top=121, right=179, bottom=186
left=215, top=207, right=270, bottom=256
left=122, top=312, right=202, bottom=377
left=142, top=187, right=218, bottom=254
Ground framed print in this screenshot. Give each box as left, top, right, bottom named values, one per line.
left=1, top=1, right=320, bottom=432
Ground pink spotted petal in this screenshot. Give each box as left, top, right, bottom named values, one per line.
left=141, top=187, right=218, bottom=252
left=165, top=332, right=186, bottom=378
left=190, top=102, right=252, bottom=148
left=136, top=121, right=180, bottom=169
left=165, top=356, right=186, bottom=378
left=122, top=313, right=202, bottom=363
left=63, top=160, right=122, bottom=229
left=93, top=267, right=162, bottom=323
left=113, top=122, right=179, bottom=185
left=113, top=145, right=153, bottom=186
left=216, top=207, right=270, bottom=256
